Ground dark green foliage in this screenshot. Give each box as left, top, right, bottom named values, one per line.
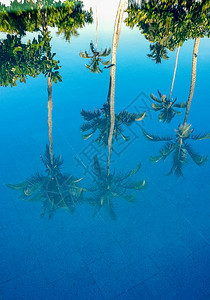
left=0, top=0, right=93, bottom=41
left=143, top=124, right=209, bottom=176
left=85, top=156, right=146, bottom=219
left=147, top=42, right=169, bottom=64
left=125, top=0, right=210, bottom=56
left=7, top=145, right=85, bottom=218
left=81, top=103, right=146, bottom=147
left=150, top=90, right=187, bottom=123
left=0, top=33, right=61, bottom=87
left=79, top=42, right=111, bottom=73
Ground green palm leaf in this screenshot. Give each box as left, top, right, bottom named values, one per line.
left=168, top=145, right=188, bottom=176
left=123, top=179, right=146, bottom=190
left=142, top=128, right=173, bottom=141
left=150, top=142, right=176, bottom=162
left=152, top=102, right=163, bottom=111
left=99, top=48, right=111, bottom=57
left=191, top=133, right=210, bottom=140
left=173, top=101, right=187, bottom=108
left=184, top=143, right=208, bottom=166
left=150, top=93, right=162, bottom=103
left=79, top=51, right=91, bottom=58
left=98, top=58, right=110, bottom=66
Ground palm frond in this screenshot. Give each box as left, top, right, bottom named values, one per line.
left=175, top=124, right=193, bottom=139
left=123, top=179, right=146, bottom=190
left=40, top=145, right=63, bottom=174
left=81, top=109, right=101, bottom=121
left=135, top=111, right=146, bottom=121
left=99, top=48, right=111, bottom=57
left=127, top=162, right=141, bottom=178
left=98, top=58, right=110, bottom=66
left=152, top=103, right=163, bottom=111
left=142, top=128, right=173, bottom=142
left=121, top=133, right=130, bottom=142
left=184, top=143, right=208, bottom=166
left=150, top=93, right=162, bottom=103
left=173, top=101, right=187, bottom=108
left=171, top=108, right=182, bottom=115
left=191, top=132, right=210, bottom=140
left=168, top=145, right=188, bottom=176
left=79, top=51, right=91, bottom=58
left=150, top=142, right=176, bottom=163
left=81, top=132, right=94, bottom=140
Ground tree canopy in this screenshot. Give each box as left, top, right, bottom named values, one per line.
left=0, top=32, right=61, bottom=87
left=125, top=0, right=210, bottom=51
left=0, top=0, right=93, bottom=41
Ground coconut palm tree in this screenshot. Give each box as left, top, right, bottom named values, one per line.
left=150, top=46, right=187, bottom=123
left=80, top=103, right=145, bottom=147
left=142, top=37, right=210, bottom=176
left=142, top=124, right=209, bottom=176
left=7, top=74, right=85, bottom=218
left=107, top=0, right=128, bottom=175
left=7, top=18, right=85, bottom=217
left=80, top=0, right=145, bottom=150
left=7, top=146, right=85, bottom=218
left=150, top=89, right=186, bottom=123
left=183, top=37, right=200, bottom=126
left=147, top=42, right=169, bottom=64
left=79, top=8, right=111, bottom=73
left=85, top=155, right=145, bottom=219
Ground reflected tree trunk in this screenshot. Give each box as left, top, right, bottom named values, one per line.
left=107, top=0, right=127, bottom=175
left=168, top=46, right=180, bottom=101
left=95, top=7, right=98, bottom=52
left=47, top=76, right=53, bottom=165
left=183, top=37, right=200, bottom=125
left=41, top=7, right=54, bottom=164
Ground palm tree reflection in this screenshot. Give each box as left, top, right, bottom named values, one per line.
left=85, top=156, right=145, bottom=219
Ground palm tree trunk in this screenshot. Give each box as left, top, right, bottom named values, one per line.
left=47, top=76, right=53, bottom=165
left=41, top=8, right=54, bottom=164
left=107, top=0, right=127, bottom=175
left=168, top=46, right=180, bottom=101
left=183, top=37, right=200, bottom=126
left=95, top=7, right=98, bottom=52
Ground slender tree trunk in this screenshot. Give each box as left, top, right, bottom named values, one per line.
left=41, top=9, right=54, bottom=164
left=168, top=46, right=180, bottom=101
left=95, top=7, right=98, bottom=52
left=183, top=37, right=200, bottom=125
left=107, top=0, right=127, bottom=175
left=47, top=76, right=53, bottom=165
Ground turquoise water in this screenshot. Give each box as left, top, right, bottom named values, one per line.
left=0, top=8, right=210, bottom=300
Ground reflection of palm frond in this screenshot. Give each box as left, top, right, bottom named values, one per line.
left=191, top=133, right=210, bottom=140
left=143, top=124, right=209, bottom=176
left=40, top=145, right=63, bottom=176
left=79, top=42, right=111, bottom=73
left=147, top=42, right=169, bottom=64
left=142, top=128, right=173, bottom=142
left=81, top=103, right=145, bottom=147
left=85, top=156, right=146, bottom=219
left=7, top=146, right=85, bottom=218
left=150, top=142, right=176, bottom=163
left=150, top=91, right=186, bottom=123
left=184, top=143, right=208, bottom=166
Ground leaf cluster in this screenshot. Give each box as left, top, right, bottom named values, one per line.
left=81, top=103, right=146, bottom=147
left=142, top=123, right=210, bottom=176
left=7, top=145, right=85, bottom=218
left=85, top=156, right=146, bottom=219
left=125, top=0, right=210, bottom=52
left=150, top=90, right=187, bottom=123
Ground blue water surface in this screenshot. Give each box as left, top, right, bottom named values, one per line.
left=0, top=20, right=210, bottom=300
